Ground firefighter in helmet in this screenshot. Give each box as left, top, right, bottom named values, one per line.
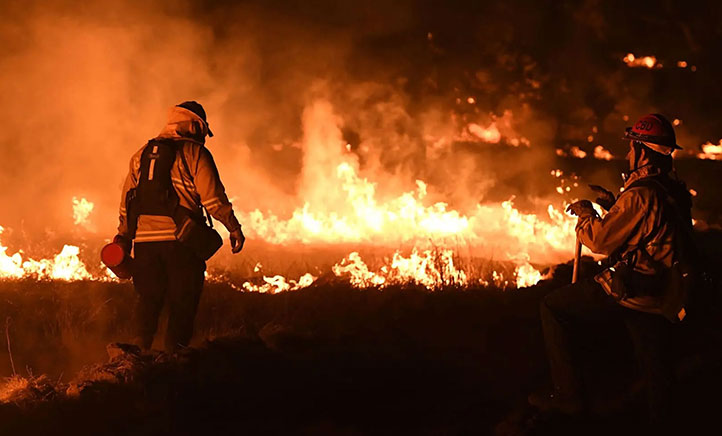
left=529, top=114, right=696, bottom=425
left=115, top=101, right=245, bottom=352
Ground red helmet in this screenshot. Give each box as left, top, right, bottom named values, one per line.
left=623, top=113, right=682, bottom=155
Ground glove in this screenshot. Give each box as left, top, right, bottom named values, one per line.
left=229, top=227, right=245, bottom=254
left=566, top=200, right=598, bottom=219
left=589, top=184, right=616, bottom=211
left=113, top=234, right=132, bottom=255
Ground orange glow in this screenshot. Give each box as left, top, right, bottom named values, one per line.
left=242, top=273, right=317, bottom=294
left=330, top=250, right=544, bottom=289
left=462, top=110, right=529, bottom=146
left=72, top=197, right=94, bottom=226
left=515, top=262, right=543, bottom=288
left=242, top=157, right=576, bottom=265
left=569, top=146, right=587, bottom=159
left=698, top=141, right=722, bottom=160
left=0, top=100, right=576, bottom=291
left=622, top=53, right=658, bottom=69
left=468, top=122, right=501, bottom=143
left=0, top=227, right=96, bottom=281
left=332, top=249, right=467, bottom=289
left=593, top=145, right=613, bottom=160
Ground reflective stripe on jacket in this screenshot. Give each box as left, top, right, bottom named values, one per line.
left=118, top=106, right=241, bottom=243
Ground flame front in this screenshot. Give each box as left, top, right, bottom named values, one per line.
left=332, top=249, right=467, bottom=289
left=623, top=53, right=658, bottom=69
left=0, top=227, right=95, bottom=281
left=241, top=273, right=317, bottom=294
left=698, top=141, right=722, bottom=160
left=242, top=101, right=576, bottom=270
left=1, top=101, right=572, bottom=291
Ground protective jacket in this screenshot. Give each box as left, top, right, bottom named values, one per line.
left=576, top=165, right=692, bottom=315
left=118, top=106, right=241, bottom=243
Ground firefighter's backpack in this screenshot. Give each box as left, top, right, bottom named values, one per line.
left=126, top=139, right=222, bottom=260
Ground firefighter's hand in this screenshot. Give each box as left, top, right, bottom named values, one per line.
left=113, top=234, right=132, bottom=255
left=230, top=228, right=245, bottom=254
left=566, top=200, right=598, bottom=218
left=589, top=184, right=616, bottom=211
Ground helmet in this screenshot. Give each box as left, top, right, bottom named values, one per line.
left=623, top=113, right=681, bottom=155
left=177, top=100, right=214, bottom=137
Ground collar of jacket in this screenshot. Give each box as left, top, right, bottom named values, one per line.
left=155, top=105, right=209, bottom=145
left=623, top=165, right=663, bottom=190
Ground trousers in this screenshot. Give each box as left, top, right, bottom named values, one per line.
left=540, top=279, right=674, bottom=423
left=132, top=241, right=206, bottom=352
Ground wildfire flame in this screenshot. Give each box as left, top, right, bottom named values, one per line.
left=698, top=141, right=722, bottom=160
left=242, top=101, right=577, bottom=268
left=461, top=111, right=530, bottom=147
left=241, top=273, right=317, bottom=294
left=331, top=250, right=543, bottom=290
left=72, top=197, right=94, bottom=226
left=593, top=145, right=614, bottom=160
left=622, top=53, right=658, bottom=69
left=468, top=122, right=502, bottom=143
left=0, top=101, right=568, bottom=292
left=0, top=227, right=95, bottom=281
left=515, top=262, right=543, bottom=288
left=244, top=173, right=575, bottom=263
left=569, top=146, right=587, bottom=159
left=332, top=249, right=467, bottom=289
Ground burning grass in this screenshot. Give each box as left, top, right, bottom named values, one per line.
left=0, top=375, right=58, bottom=406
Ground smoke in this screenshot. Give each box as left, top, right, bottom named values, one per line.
left=0, top=1, right=520, bottom=242
left=1, top=0, right=720, bottom=254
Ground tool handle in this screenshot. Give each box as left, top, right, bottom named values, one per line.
left=572, top=238, right=582, bottom=284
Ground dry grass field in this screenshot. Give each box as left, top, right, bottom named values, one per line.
left=0, top=236, right=721, bottom=435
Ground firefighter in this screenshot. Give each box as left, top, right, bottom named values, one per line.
left=115, top=101, right=245, bottom=353
left=529, top=114, right=696, bottom=425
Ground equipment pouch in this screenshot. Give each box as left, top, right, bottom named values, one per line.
left=594, top=261, right=639, bottom=301
left=610, top=262, right=633, bottom=301
left=174, top=211, right=223, bottom=261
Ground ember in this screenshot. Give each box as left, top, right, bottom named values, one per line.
left=622, top=53, right=659, bottom=68
left=593, top=145, right=614, bottom=160
left=698, top=141, right=722, bottom=160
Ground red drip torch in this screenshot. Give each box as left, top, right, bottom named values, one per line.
left=101, top=237, right=134, bottom=279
